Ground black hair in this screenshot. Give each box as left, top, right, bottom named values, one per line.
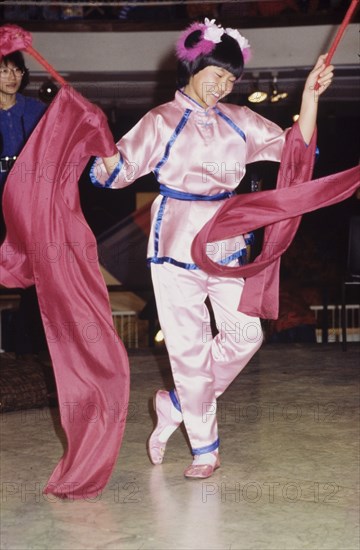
left=177, top=31, right=244, bottom=88
left=1, top=51, right=30, bottom=92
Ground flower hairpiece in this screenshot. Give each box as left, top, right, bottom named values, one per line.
left=176, top=18, right=251, bottom=64
left=0, top=24, right=32, bottom=59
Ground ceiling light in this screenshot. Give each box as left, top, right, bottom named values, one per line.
left=247, top=79, right=268, bottom=103
left=270, top=76, right=288, bottom=103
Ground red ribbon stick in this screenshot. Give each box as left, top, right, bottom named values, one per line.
left=25, top=44, right=67, bottom=87
left=315, top=0, right=359, bottom=90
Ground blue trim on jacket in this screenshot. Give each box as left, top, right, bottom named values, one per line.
left=214, top=107, right=246, bottom=142
left=153, top=109, right=192, bottom=180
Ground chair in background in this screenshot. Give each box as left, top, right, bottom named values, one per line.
left=341, top=216, right=360, bottom=351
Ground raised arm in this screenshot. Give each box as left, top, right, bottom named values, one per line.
left=298, top=54, right=334, bottom=144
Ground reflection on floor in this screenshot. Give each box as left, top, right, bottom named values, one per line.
left=1, top=344, right=359, bottom=550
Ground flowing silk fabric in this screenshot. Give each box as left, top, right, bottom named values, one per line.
left=0, top=86, right=130, bottom=499
left=191, top=122, right=360, bottom=319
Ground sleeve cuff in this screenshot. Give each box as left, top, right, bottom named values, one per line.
left=89, top=155, right=123, bottom=188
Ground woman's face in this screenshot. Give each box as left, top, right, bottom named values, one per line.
left=184, top=65, right=236, bottom=109
left=0, top=60, right=23, bottom=99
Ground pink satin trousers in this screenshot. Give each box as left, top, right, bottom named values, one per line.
left=151, top=262, right=263, bottom=454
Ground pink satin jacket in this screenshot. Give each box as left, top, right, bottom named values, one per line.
left=91, top=90, right=288, bottom=268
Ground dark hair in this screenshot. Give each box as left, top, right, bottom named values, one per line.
left=177, top=31, right=244, bottom=88
left=1, top=51, right=30, bottom=92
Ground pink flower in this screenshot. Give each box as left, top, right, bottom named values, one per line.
left=0, top=24, right=32, bottom=58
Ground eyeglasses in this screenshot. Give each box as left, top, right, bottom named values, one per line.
left=0, top=67, right=25, bottom=79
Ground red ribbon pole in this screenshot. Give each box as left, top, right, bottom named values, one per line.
left=315, top=0, right=359, bottom=90
left=25, top=44, right=67, bottom=87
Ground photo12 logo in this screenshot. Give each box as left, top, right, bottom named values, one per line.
left=202, top=481, right=340, bottom=504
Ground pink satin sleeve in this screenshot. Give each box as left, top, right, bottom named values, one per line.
left=242, top=107, right=290, bottom=164
left=91, top=110, right=163, bottom=188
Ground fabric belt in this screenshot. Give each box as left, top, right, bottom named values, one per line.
left=159, top=184, right=235, bottom=201
left=0, top=156, right=17, bottom=173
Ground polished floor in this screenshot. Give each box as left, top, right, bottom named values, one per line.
left=1, top=343, right=359, bottom=550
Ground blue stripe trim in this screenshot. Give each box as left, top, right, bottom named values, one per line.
left=153, top=196, right=167, bottom=257
left=169, top=389, right=182, bottom=412
left=219, top=248, right=247, bottom=266
left=192, top=438, right=220, bottom=455
left=147, top=247, right=248, bottom=270
left=245, top=232, right=255, bottom=246
left=154, top=109, right=192, bottom=179
left=160, top=184, right=235, bottom=202
left=214, top=107, right=246, bottom=142
left=148, top=256, right=199, bottom=270
left=89, top=155, right=123, bottom=189
left=178, top=88, right=205, bottom=109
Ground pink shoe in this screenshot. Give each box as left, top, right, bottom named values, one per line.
left=147, top=390, right=182, bottom=465
left=184, top=452, right=220, bottom=479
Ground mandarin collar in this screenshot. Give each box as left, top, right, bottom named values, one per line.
left=175, top=89, right=217, bottom=115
